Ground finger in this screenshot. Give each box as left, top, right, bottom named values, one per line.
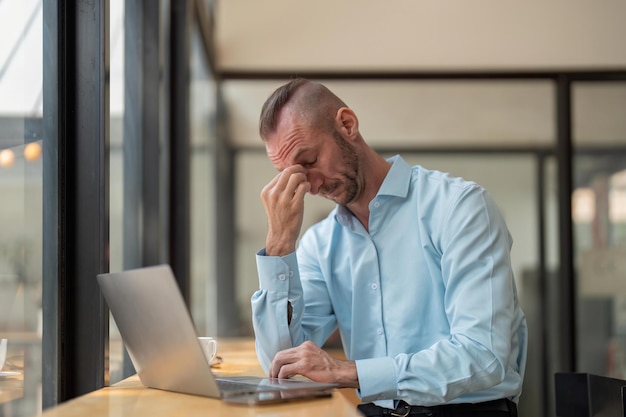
left=269, top=353, right=286, bottom=378
left=271, top=354, right=302, bottom=380
left=260, top=173, right=282, bottom=202
left=269, top=346, right=301, bottom=378
left=265, top=165, right=299, bottom=190
left=263, top=170, right=307, bottom=204
left=276, top=362, right=299, bottom=380
left=275, top=165, right=305, bottom=188
left=293, top=180, right=311, bottom=200
left=282, top=164, right=306, bottom=175
left=270, top=357, right=291, bottom=379
left=285, top=173, right=309, bottom=200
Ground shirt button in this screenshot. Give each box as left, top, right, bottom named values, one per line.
left=278, top=274, right=286, bottom=281
left=288, top=270, right=294, bottom=277
left=377, top=328, right=383, bottom=335
left=373, top=201, right=381, bottom=208
left=370, top=283, right=378, bottom=290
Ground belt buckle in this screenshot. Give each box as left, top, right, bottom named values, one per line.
left=390, top=403, right=411, bottom=417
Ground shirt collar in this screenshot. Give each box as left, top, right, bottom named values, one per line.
left=377, top=154, right=412, bottom=198
left=335, top=155, right=412, bottom=223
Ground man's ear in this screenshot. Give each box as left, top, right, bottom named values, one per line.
left=335, top=107, right=359, bottom=140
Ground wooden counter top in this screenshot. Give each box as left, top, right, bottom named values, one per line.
left=35, top=338, right=363, bottom=417
left=0, top=374, right=23, bottom=404
left=1, top=342, right=24, bottom=405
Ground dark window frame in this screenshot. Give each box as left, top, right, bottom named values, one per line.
left=42, top=0, right=110, bottom=406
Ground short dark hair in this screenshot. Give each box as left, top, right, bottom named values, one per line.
left=259, top=78, right=347, bottom=141
left=259, top=78, right=309, bottom=140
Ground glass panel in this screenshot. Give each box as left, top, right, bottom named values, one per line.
left=573, top=82, right=626, bottom=147
left=189, top=24, right=217, bottom=336
left=108, top=0, right=125, bottom=384
left=223, top=79, right=555, bottom=150
left=572, top=81, right=626, bottom=378
left=0, top=0, right=43, bottom=415
left=542, top=155, right=560, bottom=417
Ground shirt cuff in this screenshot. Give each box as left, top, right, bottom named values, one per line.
left=356, top=356, right=398, bottom=402
left=256, top=249, right=299, bottom=292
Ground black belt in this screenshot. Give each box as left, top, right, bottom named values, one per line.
left=357, top=398, right=517, bottom=417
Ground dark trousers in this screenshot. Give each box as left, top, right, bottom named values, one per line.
left=357, top=398, right=518, bottom=417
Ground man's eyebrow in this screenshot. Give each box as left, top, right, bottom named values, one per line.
left=291, top=147, right=311, bottom=163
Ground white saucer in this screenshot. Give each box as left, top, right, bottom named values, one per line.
left=0, top=371, right=20, bottom=377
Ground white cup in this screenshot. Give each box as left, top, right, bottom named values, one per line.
left=198, top=337, right=218, bottom=364
left=0, top=339, right=7, bottom=371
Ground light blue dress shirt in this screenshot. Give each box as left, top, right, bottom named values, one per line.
left=252, top=155, right=527, bottom=407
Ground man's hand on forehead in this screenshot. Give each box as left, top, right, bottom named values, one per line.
left=261, top=164, right=310, bottom=257
left=273, top=165, right=309, bottom=193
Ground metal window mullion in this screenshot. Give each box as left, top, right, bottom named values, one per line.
left=168, top=0, right=191, bottom=304
left=556, top=75, right=576, bottom=372
left=43, top=0, right=110, bottom=406
left=42, top=0, right=63, bottom=407
left=67, top=0, right=110, bottom=399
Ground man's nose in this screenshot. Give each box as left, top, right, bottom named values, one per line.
left=305, top=170, right=322, bottom=195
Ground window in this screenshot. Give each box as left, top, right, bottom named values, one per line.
left=0, top=0, right=44, bottom=415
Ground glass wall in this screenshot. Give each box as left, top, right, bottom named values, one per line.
left=108, top=0, right=125, bottom=385
left=572, top=81, right=626, bottom=378
left=0, top=0, right=43, bottom=416
left=189, top=23, right=218, bottom=336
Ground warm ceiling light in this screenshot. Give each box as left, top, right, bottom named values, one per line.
left=0, top=149, right=15, bottom=168
left=24, top=142, right=42, bottom=161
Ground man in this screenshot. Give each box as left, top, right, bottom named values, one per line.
left=251, top=78, right=527, bottom=416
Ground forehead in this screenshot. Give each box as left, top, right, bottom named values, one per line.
left=266, top=133, right=316, bottom=171
left=265, top=108, right=321, bottom=169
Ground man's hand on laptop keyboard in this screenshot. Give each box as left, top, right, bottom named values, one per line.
left=269, top=341, right=359, bottom=389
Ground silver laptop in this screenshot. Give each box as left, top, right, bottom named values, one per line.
left=97, top=264, right=336, bottom=405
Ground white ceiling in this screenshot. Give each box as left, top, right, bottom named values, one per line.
left=215, top=0, right=626, bottom=72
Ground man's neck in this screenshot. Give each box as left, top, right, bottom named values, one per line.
left=346, top=153, right=392, bottom=231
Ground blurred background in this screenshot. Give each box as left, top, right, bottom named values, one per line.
left=0, top=1, right=625, bottom=416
